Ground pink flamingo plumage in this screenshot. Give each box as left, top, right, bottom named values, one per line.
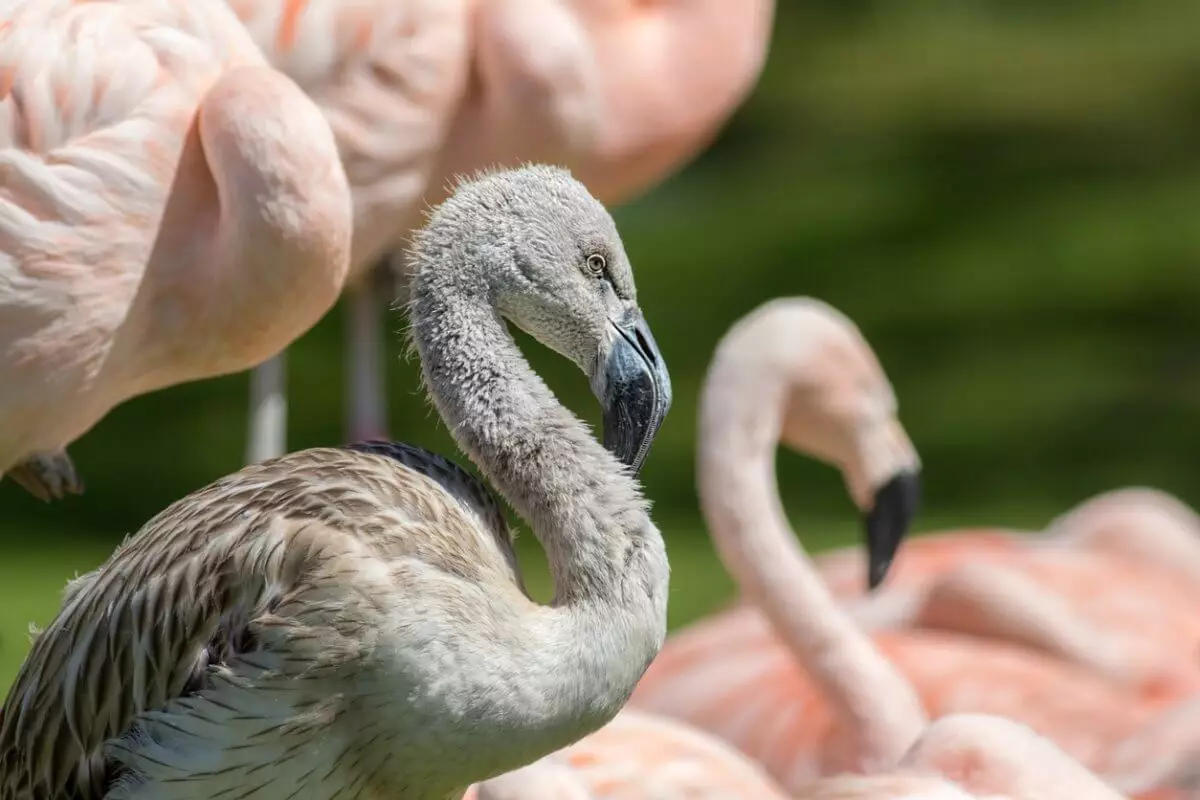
left=464, top=710, right=793, bottom=800
left=225, top=0, right=472, bottom=457
left=815, top=487, right=1200, bottom=614
left=895, top=547, right=1200, bottom=704
left=1044, top=487, right=1200, bottom=591
left=813, top=505, right=1200, bottom=700
left=463, top=710, right=1132, bottom=799
left=0, top=0, right=352, bottom=500
left=629, top=297, right=1200, bottom=797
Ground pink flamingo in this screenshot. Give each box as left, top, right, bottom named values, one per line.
left=694, top=308, right=1200, bottom=700
left=809, top=519, right=1200, bottom=701
left=814, top=487, right=1200, bottom=613
left=229, top=0, right=775, bottom=462
left=629, top=297, right=1200, bottom=797
left=1044, top=487, right=1200, bottom=591
left=0, top=0, right=352, bottom=500
left=887, top=547, right=1200, bottom=705
left=464, top=710, right=1130, bottom=799
left=226, top=0, right=472, bottom=459
left=464, top=710, right=793, bottom=800
left=830, top=538, right=1200, bottom=703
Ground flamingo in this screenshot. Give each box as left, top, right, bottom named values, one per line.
left=814, top=487, right=1200, bottom=612
left=465, top=709, right=793, bottom=800
left=629, top=297, right=1200, bottom=797
left=0, top=0, right=353, bottom=500
left=885, top=547, right=1200, bottom=705
left=463, top=708, right=1137, bottom=799
left=831, top=537, right=1200, bottom=703
left=1044, top=487, right=1200, bottom=591
left=229, top=0, right=775, bottom=463
left=0, top=165, right=674, bottom=799
left=702, top=309, right=1200, bottom=700
left=226, top=0, right=472, bottom=459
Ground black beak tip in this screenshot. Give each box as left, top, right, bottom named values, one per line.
left=867, top=557, right=892, bottom=591
left=863, top=469, right=922, bottom=591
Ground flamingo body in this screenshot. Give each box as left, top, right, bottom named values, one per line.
left=466, top=709, right=792, bottom=800
left=628, top=599, right=1200, bottom=796
left=0, top=0, right=352, bottom=496
left=631, top=607, right=1198, bottom=792
left=815, top=529, right=1026, bottom=600
left=821, top=530, right=1200, bottom=699
left=228, top=0, right=470, bottom=280
left=1046, top=487, right=1200, bottom=593
left=911, top=549, right=1200, bottom=702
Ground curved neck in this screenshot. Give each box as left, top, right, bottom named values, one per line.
left=409, top=252, right=668, bottom=662
left=697, top=361, right=927, bottom=772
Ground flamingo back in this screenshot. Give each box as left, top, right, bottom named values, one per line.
left=793, top=773, right=981, bottom=799
left=813, top=529, right=1026, bottom=601
left=914, top=549, right=1200, bottom=704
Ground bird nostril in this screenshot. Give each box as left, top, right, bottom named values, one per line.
left=635, top=328, right=656, bottom=365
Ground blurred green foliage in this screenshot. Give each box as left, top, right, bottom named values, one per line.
left=3, top=1, right=1200, bottom=688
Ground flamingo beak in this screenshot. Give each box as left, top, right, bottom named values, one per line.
left=592, top=308, right=672, bottom=475
left=863, top=469, right=921, bottom=590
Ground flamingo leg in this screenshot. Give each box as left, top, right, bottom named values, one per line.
left=6, top=449, right=84, bottom=501
left=246, top=351, right=287, bottom=464
left=344, top=261, right=391, bottom=443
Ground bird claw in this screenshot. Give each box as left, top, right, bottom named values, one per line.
left=6, top=450, right=84, bottom=502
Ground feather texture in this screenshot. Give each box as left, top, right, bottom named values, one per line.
left=0, top=0, right=352, bottom=490
left=0, top=444, right=519, bottom=798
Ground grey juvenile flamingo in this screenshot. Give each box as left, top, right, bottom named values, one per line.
left=0, top=165, right=672, bottom=799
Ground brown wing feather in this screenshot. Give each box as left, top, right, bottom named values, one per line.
left=0, top=444, right=517, bottom=799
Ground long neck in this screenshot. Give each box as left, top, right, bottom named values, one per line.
left=409, top=254, right=669, bottom=694
left=697, top=357, right=927, bottom=773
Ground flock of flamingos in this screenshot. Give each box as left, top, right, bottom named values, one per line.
left=2, top=1, right=1198, bottom=798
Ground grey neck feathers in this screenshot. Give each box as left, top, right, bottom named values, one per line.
left=408, top=244, right=669, bottom=630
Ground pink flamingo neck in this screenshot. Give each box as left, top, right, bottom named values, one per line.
left=697, top=345, right=927, bottom=773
